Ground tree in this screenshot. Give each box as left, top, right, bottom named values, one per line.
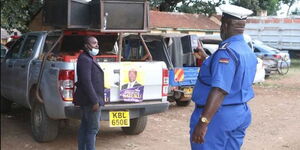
left=0, top=0, right=43, bottom=33
left=150, top=0, right=182, bottom=11
left=150, top=0, right=225, bottom=16
left=231, top=0, right=281, bottom=15
left=177, top=0, right=225, bottom=16
left=291, top=7, right=300, bottom=15
left=282, top=0, right=296, bottom=15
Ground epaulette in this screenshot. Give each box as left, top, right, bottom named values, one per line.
left=219, top=42, right=230, bottom=50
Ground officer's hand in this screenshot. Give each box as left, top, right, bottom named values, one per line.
left=92, top=103, right=100, bottom=112
left=192, top=121, right=208, bottom=144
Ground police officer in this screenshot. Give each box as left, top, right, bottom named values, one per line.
left=190, top=5, right=257, bottom=150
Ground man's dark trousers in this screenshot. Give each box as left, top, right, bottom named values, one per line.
left=78, top=105, right=101, bottom=150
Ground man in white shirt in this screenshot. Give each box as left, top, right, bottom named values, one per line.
left=121, top=69, right=142, bottom=90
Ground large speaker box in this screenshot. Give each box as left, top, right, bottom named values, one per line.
left=43, top=0, right=90, bottom=28
left=90, top=0, right=149, bottom=32
left=43, top=0, right=149, bottom=32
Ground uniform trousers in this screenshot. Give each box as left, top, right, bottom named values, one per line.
left=190, top=103, right=251, bottom=150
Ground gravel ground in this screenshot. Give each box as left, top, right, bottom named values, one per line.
left=1, top=63, right=300, bottom=150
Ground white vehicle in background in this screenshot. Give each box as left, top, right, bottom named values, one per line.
left=199, top=34, right=265, bottom=83
left=253, top=58, right=265, bottom=83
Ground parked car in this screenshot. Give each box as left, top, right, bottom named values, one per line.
left=252, top=40, right=291, bottom=76
left=199, top=34, right=265, bottom=83
left=1, top=44, right=8, bottom=62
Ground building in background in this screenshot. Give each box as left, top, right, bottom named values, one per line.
left=149, top=11, right=220, bottom=36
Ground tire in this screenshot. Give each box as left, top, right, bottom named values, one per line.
left=1, top=96, right=12, bottom=113
left=31, top=102, right=59, bottom=142
left=176, top=99, right=191, bottom=107
left=174, top=91, right=191, bottom=107
left=278, top=60, right=289, bottom=75
left=122, top=116, right=147, bottom=135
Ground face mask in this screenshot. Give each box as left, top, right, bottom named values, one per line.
left=89, top=48, right=99, bottom=56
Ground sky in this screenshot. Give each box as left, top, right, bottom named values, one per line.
left=221, top=0, right=300, bottom=16
left=83, top=0, right=300, bottom=16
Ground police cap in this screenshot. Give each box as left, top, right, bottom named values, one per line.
left=219, top=4, right=253, bottom=20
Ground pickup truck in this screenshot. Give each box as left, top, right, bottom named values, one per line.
left=124, top=34, right=199, bottom=106
left=0, top=30, right=169, bottom=142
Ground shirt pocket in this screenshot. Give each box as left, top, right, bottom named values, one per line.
left=198, top=58, right=212, bottom=86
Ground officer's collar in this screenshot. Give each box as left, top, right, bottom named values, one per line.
left=221, top=34, right=244, bottom=45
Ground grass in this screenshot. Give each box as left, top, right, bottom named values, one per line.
left=290, top=58, right=300, bottom=70
left=254, top=58, right=300, bottom=89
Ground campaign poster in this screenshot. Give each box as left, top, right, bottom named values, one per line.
left=120, top=63, right=144, bottom=102
left=100, top=63, right=112, bottom=103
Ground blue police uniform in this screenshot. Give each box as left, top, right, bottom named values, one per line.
left=190, top=34, right=257, bottom=150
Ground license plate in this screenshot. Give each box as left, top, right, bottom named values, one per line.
left=109, top=111, right=130, bottom=127
left=183, top=87, right=193, bottom=97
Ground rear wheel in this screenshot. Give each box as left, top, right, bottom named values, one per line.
left=278, top=60, right=289, bottom=75
left=122, top=116, right=147, bottom=135
left=1, top=96, right=12, bottom=113
left=174, top=91, right=191, bottom=107
left=176, top=99, right=191, bottom=106
left=31, top=102, right=59, bottom=142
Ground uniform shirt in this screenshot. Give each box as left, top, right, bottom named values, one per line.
left=192, top=34, right=257, bottom=105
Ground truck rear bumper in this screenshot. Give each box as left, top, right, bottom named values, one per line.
left=65, top=100, right=169, bottom=120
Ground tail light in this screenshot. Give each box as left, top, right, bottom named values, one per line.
left=273, top=54, right=281, bottom=59
left=162, top=69, right=169, bottom=97
left=59, top=70, right=75, bottom=101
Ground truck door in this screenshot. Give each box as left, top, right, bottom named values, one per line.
left=1, top=37, right=25, bottom=100
left=11, top=35, right=40, bottom=106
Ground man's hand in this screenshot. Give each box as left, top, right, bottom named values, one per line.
left=92, top=103, right=100, bottom=112
left=196, top=40, right=204, bottom=50
left=197, top=40, right=209, bottom=58
left=192, top=121, right=208, bottom=144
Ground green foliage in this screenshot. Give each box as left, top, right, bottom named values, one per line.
left=150, top=0, right=182, bottom=11
left=282, top=0, right=296, bottom=14
left=231, top=0, right=281, bottom=15
left=177, top=0, right=225, bottom=16
left=150, top=0, right=225, bottom=16
left=1, top=0, right=43, bottom=33
left=291, top=7, right=300, bottom=15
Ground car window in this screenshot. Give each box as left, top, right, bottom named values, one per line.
left=19, top=36, right=38, bottom=59
left=5, top=37, right=24, bottom=59
left=43, top=35, right=60, bottom=54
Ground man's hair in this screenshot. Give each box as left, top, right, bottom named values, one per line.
left=83, top=36, right=96, bottom=44
left=128, top=69, right=137, bottom=75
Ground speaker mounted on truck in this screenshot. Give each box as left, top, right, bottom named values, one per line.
left=43, top=0, right=149, bottom=32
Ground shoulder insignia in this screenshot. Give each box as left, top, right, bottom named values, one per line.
left=219, top=58, right=230, bottom=63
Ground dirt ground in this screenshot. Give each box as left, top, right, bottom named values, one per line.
left=1, top=65, right=300, bottom=150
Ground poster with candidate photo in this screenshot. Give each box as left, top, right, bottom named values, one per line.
left=120, top=63, right=144, bottom=102
left=99, top=63, right=113, bottom=103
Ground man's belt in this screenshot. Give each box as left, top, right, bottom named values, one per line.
left=196, top=103, right=246, bottom=109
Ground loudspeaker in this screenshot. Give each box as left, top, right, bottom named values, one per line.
left=43, top=0, right=149, bottom=32
left=43, top=0, right=90, bottom=28
left=90, top=0, right=149, bottom=32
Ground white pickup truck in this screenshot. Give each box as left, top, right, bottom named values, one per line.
left=0, top=30, right=169, bottom=142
